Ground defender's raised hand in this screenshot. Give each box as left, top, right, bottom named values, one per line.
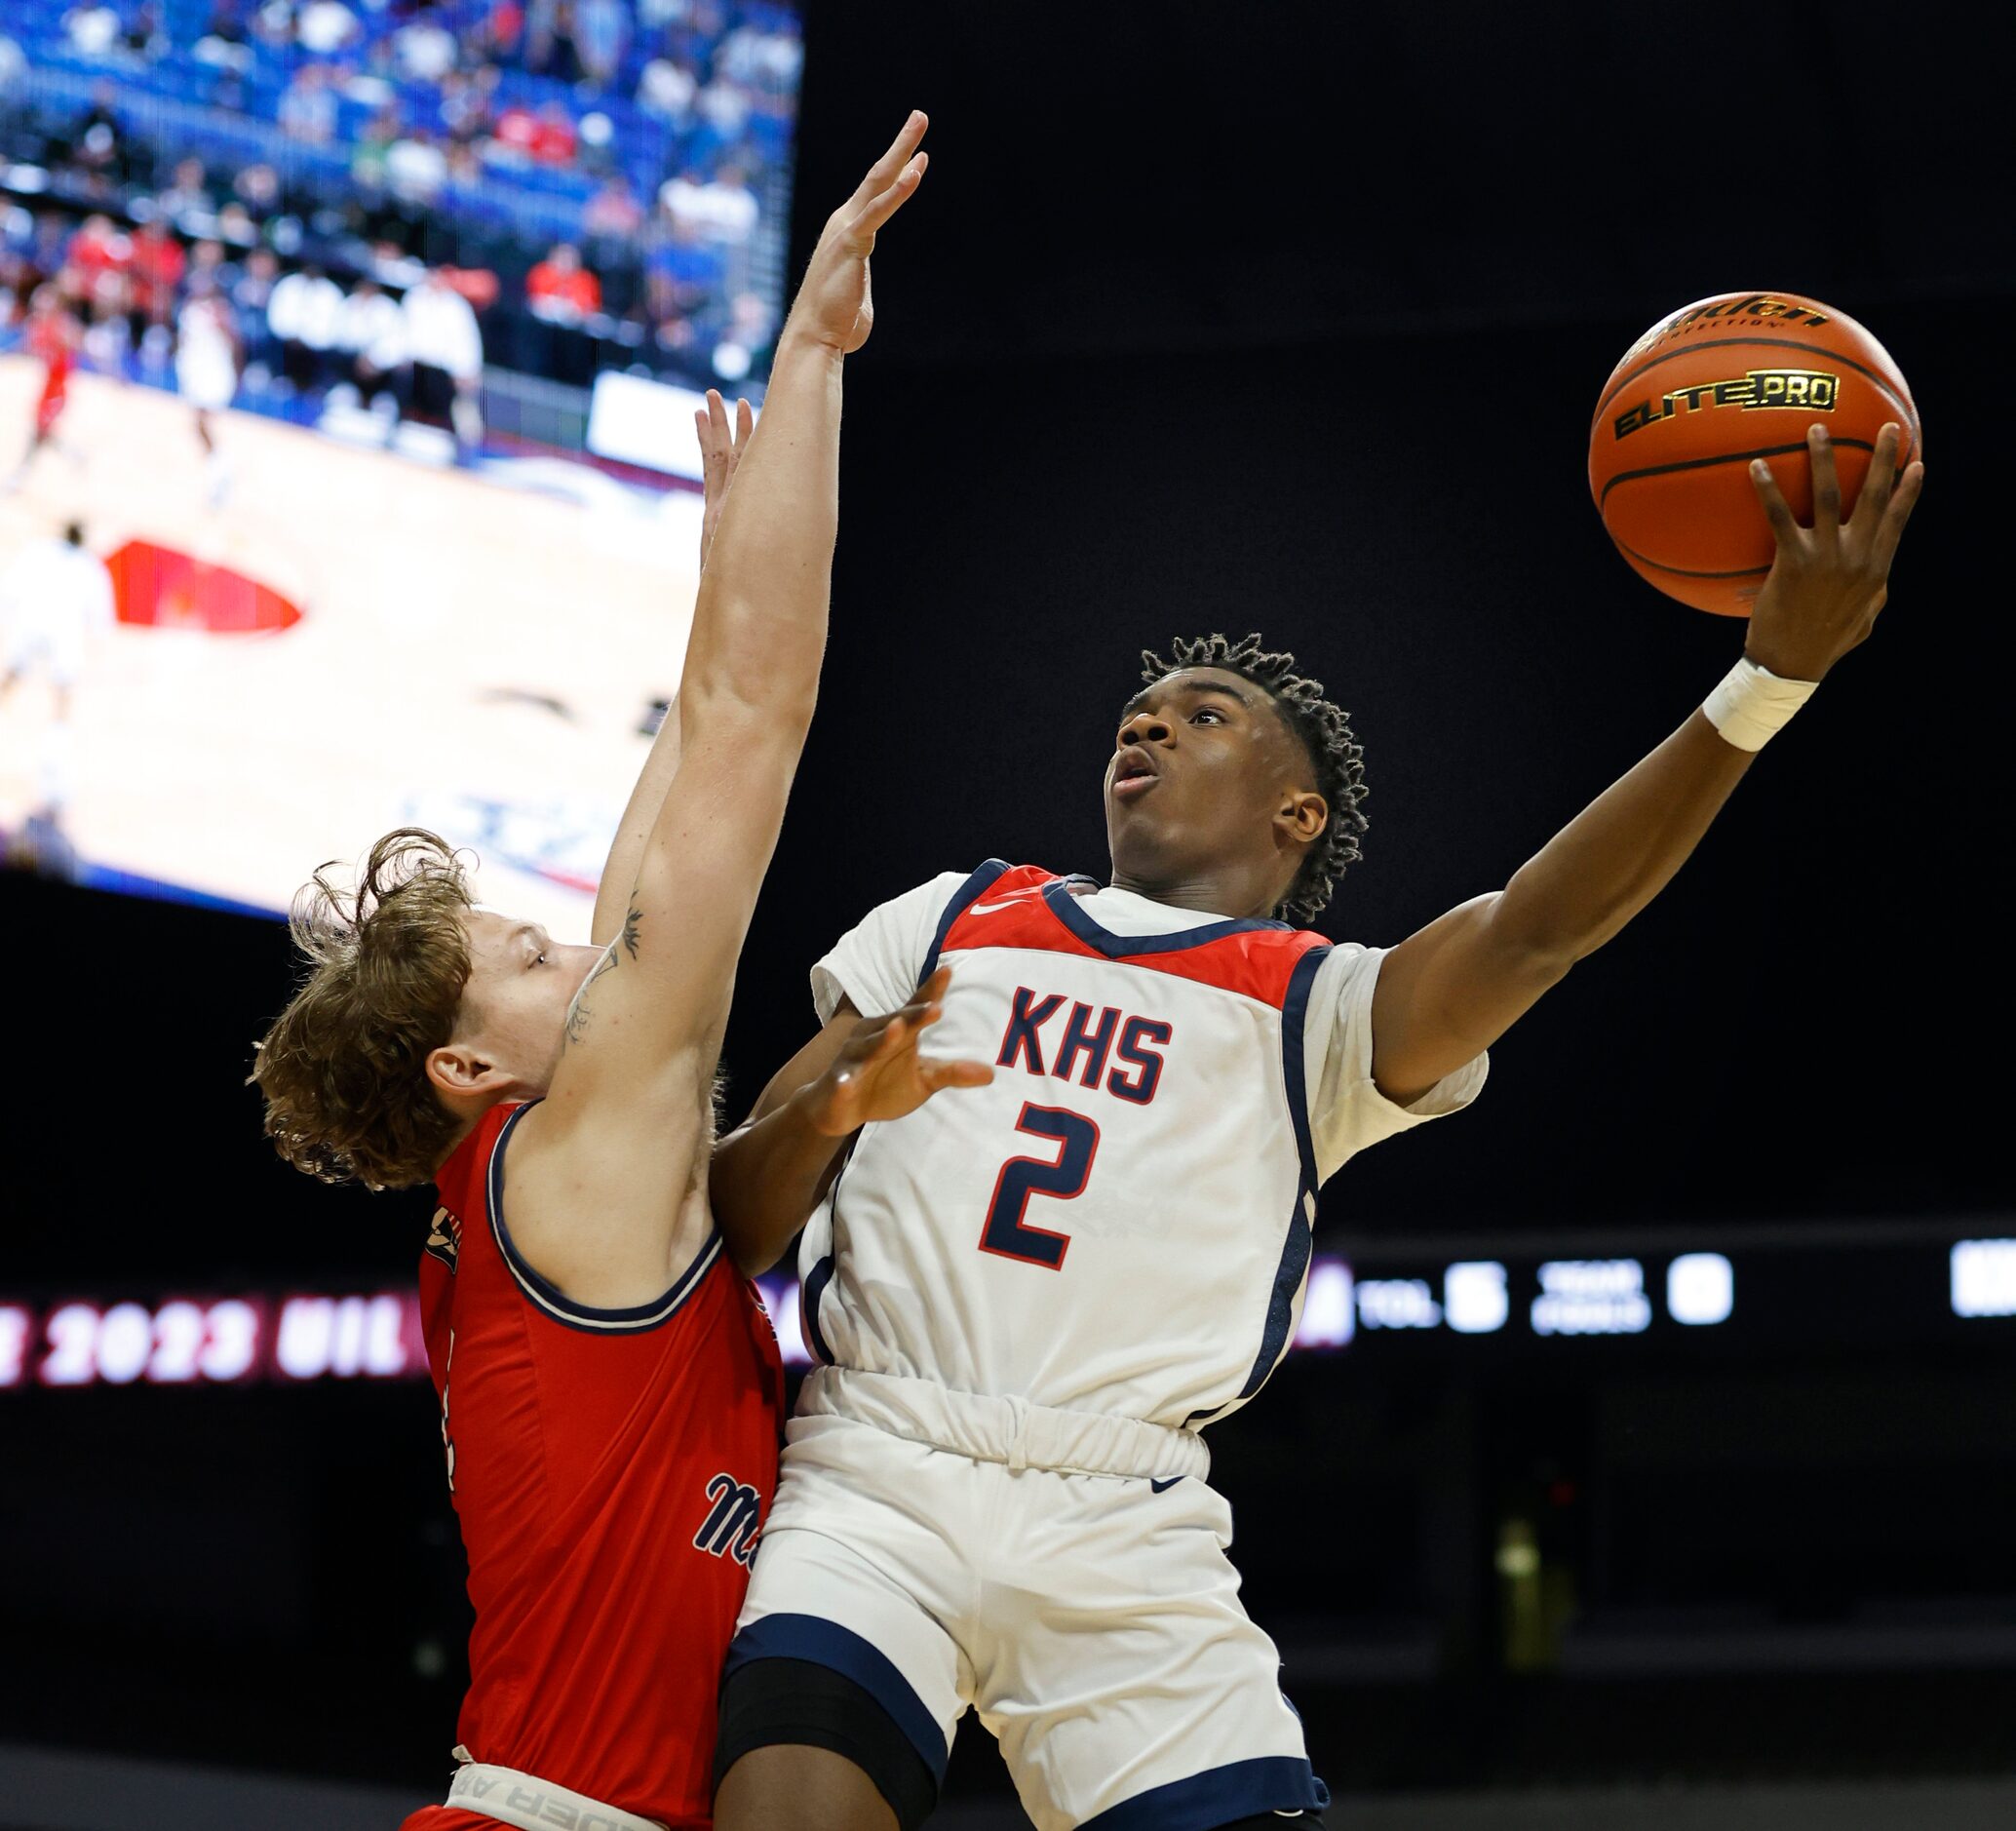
left=694, top=388, right=753, bottom=571
left=800, top=966, right=991, bottom=1138
left=785, top=110, right=930, bottom=356
left=1743, top=421, right=1925, bottom=682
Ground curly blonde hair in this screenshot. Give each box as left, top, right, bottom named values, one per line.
left=251, top=829, right=477, bottom=1190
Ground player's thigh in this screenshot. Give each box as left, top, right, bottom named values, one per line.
left=981, top=1472, right=1329, bottom=1831
left=716, top=1652, right=940, bottom=1831
left=726, top=1422, right=982, bottom=1824
left=714, top=1742, right=895, bottom=1831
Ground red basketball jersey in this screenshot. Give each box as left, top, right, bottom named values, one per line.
left=403, top=1102, right=784, bottom=1831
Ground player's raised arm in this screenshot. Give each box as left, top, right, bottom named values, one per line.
left=1368, top=422, right=1924, bottom=1106
left=504, top=113, right=931, bottom=1297
left=588, top=391, right=753, bottom=947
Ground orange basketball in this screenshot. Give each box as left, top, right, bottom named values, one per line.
left=1588, top=291, right=1921, bottom=616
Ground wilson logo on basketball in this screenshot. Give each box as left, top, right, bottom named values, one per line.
left=1612, top=370, right=1840, bottom=441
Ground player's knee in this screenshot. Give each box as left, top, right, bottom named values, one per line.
left=714, top=1741, right=897, bottom=1831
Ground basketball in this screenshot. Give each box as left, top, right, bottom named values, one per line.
left=1588, top=292, right=1921, bottom=616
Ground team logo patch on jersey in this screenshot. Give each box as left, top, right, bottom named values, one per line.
left=424, top=1207, right=461, bottom=1272
left=693, top=1472, right=763, bottom=1566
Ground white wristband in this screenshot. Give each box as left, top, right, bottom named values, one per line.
left=1701, top=657, right=1817, bottom=753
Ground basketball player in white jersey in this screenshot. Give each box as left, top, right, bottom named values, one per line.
left=1, top=520, right=114, bottom=856
left=704, top=422, right=1924, bottom=1831
left=174, top=281, right=241, bottom=508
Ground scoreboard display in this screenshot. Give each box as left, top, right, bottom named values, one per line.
left=6, top=1231, right=2011, bottom=1393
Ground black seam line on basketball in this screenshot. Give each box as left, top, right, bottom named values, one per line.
left=1599, top=438, right=1877, bottom=510
left=1612, top=540, right=1772, bottom=581
left=1592, top=337, right=1919, bottom=443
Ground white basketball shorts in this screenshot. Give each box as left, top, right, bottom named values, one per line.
left=727, top=1368, right=1329, bottom=1831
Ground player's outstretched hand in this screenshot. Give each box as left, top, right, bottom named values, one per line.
left=695, top=388, right=753, bottom=571
left=1743, top=421, right=1924, bottom=681
left=802, top=966, right=991, bottom=1138
left=783, top=110, right=929, bottom=356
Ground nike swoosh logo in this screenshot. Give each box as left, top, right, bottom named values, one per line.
left=1149, top=1476, right=1183, bottom=1494
left=967, top=898, right=1022, bottom=916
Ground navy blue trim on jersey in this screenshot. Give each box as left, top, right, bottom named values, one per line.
left=1041, top=880, right=1291, bottom=957
left=1278, top=943, right=1330, bottom=1192
left=1190, top=943, right=1332, bottom=1426
left=916, top=858, right=1014, bottom=985
left=723, top=1613, right=949, bottom=1784
left=800, top=1251, right=837, bottom=1365
left=1076, top=1755, right=1330, bottom=1831
left=486, top=1101, right=724, bottom=1334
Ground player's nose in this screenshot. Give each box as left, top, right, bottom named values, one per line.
left=1118, top=712, right=1173, bottom=750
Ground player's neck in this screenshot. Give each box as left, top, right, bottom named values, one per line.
left=1105, top=864, right=1280, bottom=922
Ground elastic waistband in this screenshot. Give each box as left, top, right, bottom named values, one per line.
left=796, top=1366, right=1210, bottom=1483
left=446, top=1755, right=666, bottom=1831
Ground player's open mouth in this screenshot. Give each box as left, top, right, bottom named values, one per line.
left=1112, top=748, right=1158, bottom=800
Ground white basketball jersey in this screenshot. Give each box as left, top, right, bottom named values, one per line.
left=797, top=863, right=1487, bottom=1428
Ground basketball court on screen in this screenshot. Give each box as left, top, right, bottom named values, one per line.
left=0, top=358, right=699, bottom=933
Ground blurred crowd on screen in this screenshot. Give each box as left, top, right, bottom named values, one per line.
left=0, top=0, right=798, bottom=453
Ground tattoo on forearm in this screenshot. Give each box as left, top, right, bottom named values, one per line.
left=562, top=902, right=643, bottom=1047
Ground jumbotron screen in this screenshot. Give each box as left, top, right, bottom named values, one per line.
left=0, top=1, right=802, bottom=925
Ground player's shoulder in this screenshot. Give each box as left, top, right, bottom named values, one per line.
left=863, top=859, right=1059, bottom=927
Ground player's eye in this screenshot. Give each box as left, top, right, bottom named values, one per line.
left=534, top=952, right=548, bottom=967
left=1192, top=706, right=1225, bottom=724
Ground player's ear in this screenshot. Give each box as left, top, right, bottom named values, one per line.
left=427, top=1041, right=512, bottom=1106
left=1275, top=788, right=1328, bottom=846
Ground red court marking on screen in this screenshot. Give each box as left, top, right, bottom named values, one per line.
left=106, top=540, right=303, bottom=634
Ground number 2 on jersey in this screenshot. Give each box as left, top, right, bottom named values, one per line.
left=979, top=1103, right=1100, bottom=1270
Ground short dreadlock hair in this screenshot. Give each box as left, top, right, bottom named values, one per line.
left=1138, top=632, right=1368, bottom=925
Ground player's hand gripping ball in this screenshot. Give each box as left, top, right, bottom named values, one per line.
left=1588, top=291, right=1920, bottom=615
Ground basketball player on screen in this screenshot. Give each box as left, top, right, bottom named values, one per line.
left=7, top=285, right=82, bottom=488
left=251, top=117, right=983, bottom=1831
left=703, top=421, right=1924, bottom=1831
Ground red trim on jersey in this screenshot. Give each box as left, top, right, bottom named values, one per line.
left=938, top=865, right=1328, bottom=1006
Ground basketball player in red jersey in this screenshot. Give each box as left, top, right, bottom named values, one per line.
left=252, top=116, right=986, bottom=1831
left=11, top=286, right=81, bottom=481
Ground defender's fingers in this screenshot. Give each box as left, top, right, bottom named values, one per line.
left=887, top=999, right=944, bottom=1040
left=1749, top=458, right=1801, bottom=543
left=699, top=394, right=727, bottom=467
left=853, top=109, right=928, bottom=204
left=1852, top=422, right=1902, bottom=529
left=1807, top=423, right=1841, bottom=535
left=1869, top=460, right=1925, bottom=571
left=918, top=1059, right=994, bottom=1092
left=849, top=152, right=927, bottom=241
left=733, top=396, right=754, bottom=450
left=845, top=1012, right=908, bottom=1068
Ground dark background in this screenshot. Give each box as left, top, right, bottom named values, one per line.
left=5, top=0, right=2013, bottom=1815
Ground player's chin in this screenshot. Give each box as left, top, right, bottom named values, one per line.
left=1105, top=798, right=1176, bottom=869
